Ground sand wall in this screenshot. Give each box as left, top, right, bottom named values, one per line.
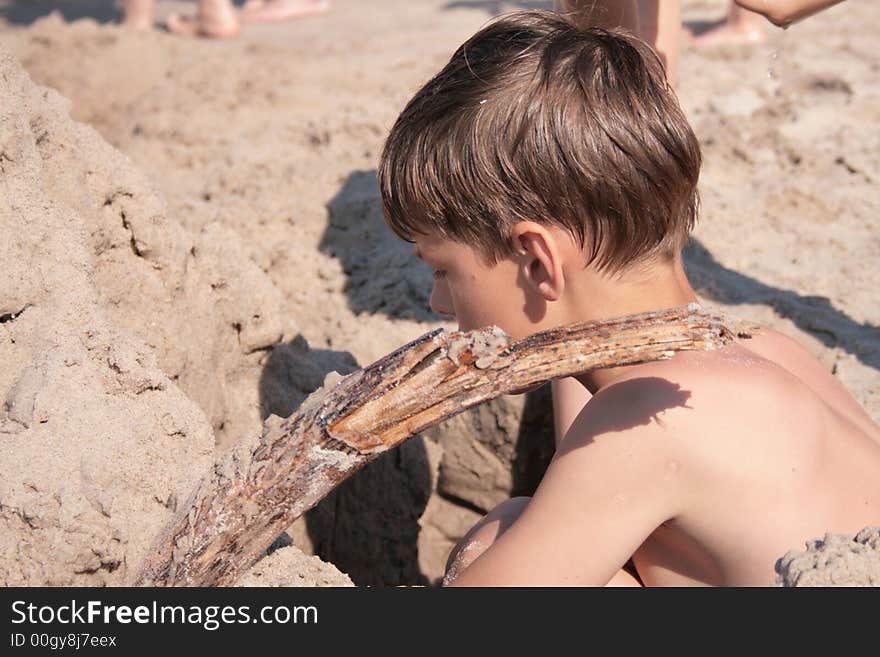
left=0, top=51, right=215, bottom=584
left=0, top=51, right=350, bottom=585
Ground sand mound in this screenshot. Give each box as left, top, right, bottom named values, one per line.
left=1, top=24, right=304, bottom=448
left=0, top=50, right=348, bottom=586
left=236, top=546, right=353, bottom=587
left=777, top=528, right=880, bottom=587
left=0, top=49, right=214, bottom=584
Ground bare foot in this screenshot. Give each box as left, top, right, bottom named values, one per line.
left=167, top=0, right=240, bottom=39
left=122, top=0, right=155, bottom=30
left=685, top=5, right=766, bottom=47
left=240, top=0, right=330, bottom=24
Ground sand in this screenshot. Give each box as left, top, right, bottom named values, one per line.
left=0, top=49, right=216, bottom=584
left=776, top=527, right=880, bottom=587
left=0, top=0, right=877, bottom=586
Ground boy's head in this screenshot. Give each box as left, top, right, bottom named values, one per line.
left=379, top=10, right=701, bottom=274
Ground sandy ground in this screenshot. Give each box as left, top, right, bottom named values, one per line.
left=0, top=0, right=877, bottom=586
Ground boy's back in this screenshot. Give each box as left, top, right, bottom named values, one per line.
left=595, top=326, right=880, bottom=585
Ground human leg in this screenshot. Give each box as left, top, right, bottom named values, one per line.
left=240, top=0, right=330, bottom=24
left=442, top=496, right=643, bottom=586
left=167, top=0, right=240, bottom=38
left=555, top=1, right=679, bottom=84
left=687, top=2, right=766, bottom=46
left=122, top=0, right=155, bottom=30
left=637, top=0, right=681, bottom=84
left=554, top=0, right=640, bottom=33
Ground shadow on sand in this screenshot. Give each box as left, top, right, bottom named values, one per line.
left=258, top=335, right=433, bottom=587
left=684, top=239, right=879, bottom=372
left=323, top=169, right=878, bottom=373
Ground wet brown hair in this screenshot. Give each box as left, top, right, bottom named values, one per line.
left=378, top=10, right=701, bottom=272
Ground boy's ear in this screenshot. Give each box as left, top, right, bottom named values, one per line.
left=511, top=222, right=565, bottom=302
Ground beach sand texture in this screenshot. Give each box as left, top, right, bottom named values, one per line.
left=0, top=0, right=877, bottom=586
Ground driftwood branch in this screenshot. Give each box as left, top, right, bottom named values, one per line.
left=133, top=303, right=751, bottom=586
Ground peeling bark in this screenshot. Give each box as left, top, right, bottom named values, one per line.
left=134, top=304, right=750, bottom=586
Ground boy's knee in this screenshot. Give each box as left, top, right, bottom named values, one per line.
left=442, top=496, right=531, bottom=585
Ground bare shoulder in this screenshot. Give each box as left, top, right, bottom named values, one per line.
left=742, top=327, right=879, bottom=439
left=742, top=327, right=833, bottom=385
left=552, top=331, right=863, bottom=513
left=551, top=367, right=717, bottom=510
left=587, top=342, right=816, bottom=433
left=537, top=333, right=879, bottom=585
left=576, top=343, right=827, bottom=478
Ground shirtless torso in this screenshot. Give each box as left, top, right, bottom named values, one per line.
left=627, top=328, right=880, bottom=586
left=445, top=325, right=880, bottom=587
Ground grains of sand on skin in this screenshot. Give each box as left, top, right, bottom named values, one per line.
left=441, top=540, right=485, bottom=587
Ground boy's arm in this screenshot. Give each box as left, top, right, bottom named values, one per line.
left=449, top=378, right=687, bottom=586
left=551, top=377, right=592, bottom=448
left=733, top=0, right=845, bottom=26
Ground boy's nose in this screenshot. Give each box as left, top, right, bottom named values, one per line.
left=429, top=288, right=454, bottom=317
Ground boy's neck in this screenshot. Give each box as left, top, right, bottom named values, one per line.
left=568, top=257, right=697, bottom=394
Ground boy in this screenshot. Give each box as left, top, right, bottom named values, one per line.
left=377, top=10, right=880, bottom=586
